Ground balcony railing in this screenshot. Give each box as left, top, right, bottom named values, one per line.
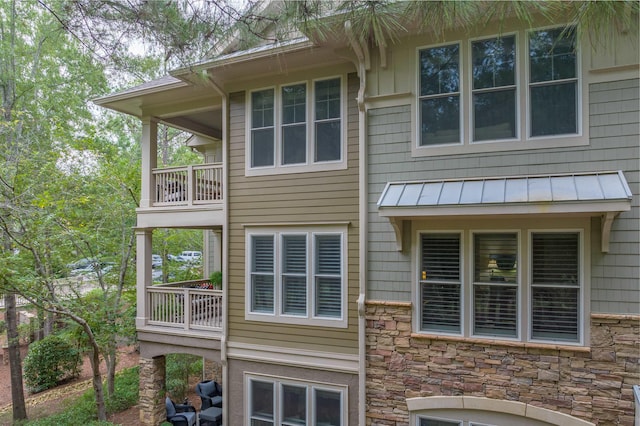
left=147, top=281, right=222, bottom=331
left=153, top=163, right=223, bottom=206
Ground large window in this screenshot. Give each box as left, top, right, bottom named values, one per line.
left=248, top=77, right=344, bottom=174
left=418, top=229, right=582, bottom=344
left=246, top=227, right=347, bottom=327
left=417, top=26, right=578, bottom=152
left=247, top=376, right=345, bottom=426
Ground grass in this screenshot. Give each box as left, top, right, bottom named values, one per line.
left=15, top=367, right=139, bottom=426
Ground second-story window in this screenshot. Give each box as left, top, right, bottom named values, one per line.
left=247, top=77, right=344, bottom=174
left=250, top=89, right=275, bottom=168
left=529, top=27, right=577, bottom=137
left=471, top=35, right=517, bottom=141
left=419, top=44, right=460, bottom=146
left=246, top=226, right=348, bottom=328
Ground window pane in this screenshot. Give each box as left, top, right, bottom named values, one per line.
left=421, top=234, right=460, bottom=281
left=474, top=284, right=517, bottom=337
left=531, top=232, right=579, bottom=342
left=420, top=234, right=461, bottom=333
left=472, top=36, right=516, bottom=89
left=531, top=233, right=579, bottom=284
left=315, top=235, right=342, bottom=318
left=474, top=233, right=518, bottom=338
left=530, top=82, right=577, bottom=137
left=315, top=389, right=341, bottom=426
left=473, top=89, right=516, bottom=141
left=315, top=120, right=341, bottom=162
left=315, top=78, right=340, bottom=120
left=283, top=124, right=306, bottom=165
left=282, top=84, right=306, bottom=124
left=315, top=277, right=341, bottom=317
left=252, top=236, right=274, bottom=313
left=530, top=27, right=576, bottom=83
left=421, top=282, right=460, bottom=333
left=252, top=89, right=274, bottom=128
left=252, top=128, right=274, bottom=167
left=282, top=235, right=307, bottom=316
left=420, top=96, right=460, bottom=146
left=251, top=380, right=274, bottom=425
left=282, top=385, right=306, bottom=425
left=420, top=44, right=459, bottom=96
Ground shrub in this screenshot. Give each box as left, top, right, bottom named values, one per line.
left=166, top=353, right=202, bottom=401
left=23, top=334, right=81, bottom=393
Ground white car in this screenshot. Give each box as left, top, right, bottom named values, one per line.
left=152, top=254, right=163, bottom=268
left=177, top=251, right=202, bottom=263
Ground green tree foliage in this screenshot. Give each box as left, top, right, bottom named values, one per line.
left=166, top=353, right=203, bottom=402
left=23, top=334, right=81, bottom=393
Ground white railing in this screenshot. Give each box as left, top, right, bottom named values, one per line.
left=153, top=163, right=223, bottom=206
left=147, top=283, right=222, bottom=331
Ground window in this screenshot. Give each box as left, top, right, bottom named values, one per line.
left=247, top=77, right=344, bottom=174
left=417, top=229, right=583, bottom=344
left=529, top=27, right=577, bottom=137
left=246, top=227, right=347, bottom=327
left=471, top=35, right=517, bottom=141
left=419, top=44, right=460, bottom=146
left=418, top=417, right=495, bottom=426
left=416, top=25, right=580, bottom=155
left=247, top=375, right=346, bottom=426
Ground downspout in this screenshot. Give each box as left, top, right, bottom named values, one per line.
left=345, top=20, right=369, bottom=426
left=204, top=73, right=229, bottom=424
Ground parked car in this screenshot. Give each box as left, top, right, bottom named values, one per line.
left=70, top=261, right=114, bottom=277
left=177, top=251, right=202, bottom=263
left=152, top=254, right=163, bottom=268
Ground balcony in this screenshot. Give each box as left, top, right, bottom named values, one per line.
left=146, top=280, right=223, bottom=332
left=137, top=163, right=224, bottom=228
left=154, top=163, right=223, bottom=206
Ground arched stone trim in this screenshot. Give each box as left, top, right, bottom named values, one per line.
left=407, top=396, right=595, bottom=426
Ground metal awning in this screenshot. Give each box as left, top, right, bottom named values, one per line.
left=377, top=171, right=632, bottom=252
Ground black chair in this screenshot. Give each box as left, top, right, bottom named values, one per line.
left=165, top=396, right=197, bottom=426
left=196, top=380, right=223, bottom=410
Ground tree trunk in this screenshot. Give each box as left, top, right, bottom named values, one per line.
left=5, top=293, right=27, bottom=421
left=87, top=344, right=107, bottom=421
left=105, top=344, right=117, bottom=397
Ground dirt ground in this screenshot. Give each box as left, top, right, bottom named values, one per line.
left=0, top=343, right=141, bottom=425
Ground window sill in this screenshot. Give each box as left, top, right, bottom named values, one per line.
left=410, top=333, right=590, bottom=352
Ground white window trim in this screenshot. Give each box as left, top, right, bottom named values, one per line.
left=246, top=76, right=348, bottom=176
left=245, top=225, right=348, bottom=328
left=413, top=24, right=588, bottom=158
left=414, top=227, right=586, bottom=346
left=245, top=373, right=348, bottom=426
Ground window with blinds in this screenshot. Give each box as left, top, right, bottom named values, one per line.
left=247, top=228, right=346, bottom=327
left=473, top=233, right=518, bottom=338
left=420, top=233, right=462, bottom=333
left=531, top=232, right=580, bottom=342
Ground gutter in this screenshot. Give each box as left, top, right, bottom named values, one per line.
left=345, top=19, right=369, bottom=426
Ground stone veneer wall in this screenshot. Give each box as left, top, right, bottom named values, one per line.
left=366, top=301, right=639, bottom=426
left=139, top=356, right=166, bottom=426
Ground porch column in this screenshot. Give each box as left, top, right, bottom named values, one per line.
left=204, top=230, right=222, bottom=277
left=136, top=228, right=153, bottom=329
left=139, top=355, right=166, bottom=426
left=141, top=117, right=158, bottom=209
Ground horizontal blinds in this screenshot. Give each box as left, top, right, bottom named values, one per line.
left=531, top=232, right=580, bottom=341
left=474, top=284, right=517, bottom=337
left=252, top=236, right=274, bottom=313
left=315, top=235, right=342, bottom=318
left=282, top=235, right=307, bottom=316
left=420, top=233, right=461, bottom=332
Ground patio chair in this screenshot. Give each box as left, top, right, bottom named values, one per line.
left=165, top=396, right=197, bottom=426
left=196, top=380, right=223, bottom=410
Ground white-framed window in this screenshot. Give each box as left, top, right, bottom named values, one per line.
left=246, top=374, right=346, bottom=426
left=418, top=416, right=494, bottom=426
left=246, top=76, right=346, bottom=175
left=416, top=25, right=580, bottom=155
left=246, top=226, right=347, bottom=328
left=417, top=228, right=583, bottom=344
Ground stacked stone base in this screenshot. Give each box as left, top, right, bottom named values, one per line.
left=366, top=301, right=639, bottom=426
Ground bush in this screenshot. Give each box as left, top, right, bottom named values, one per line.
left=23, top=334, right=81, bottom=393
left=166, top=354, right=202, bottom=401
